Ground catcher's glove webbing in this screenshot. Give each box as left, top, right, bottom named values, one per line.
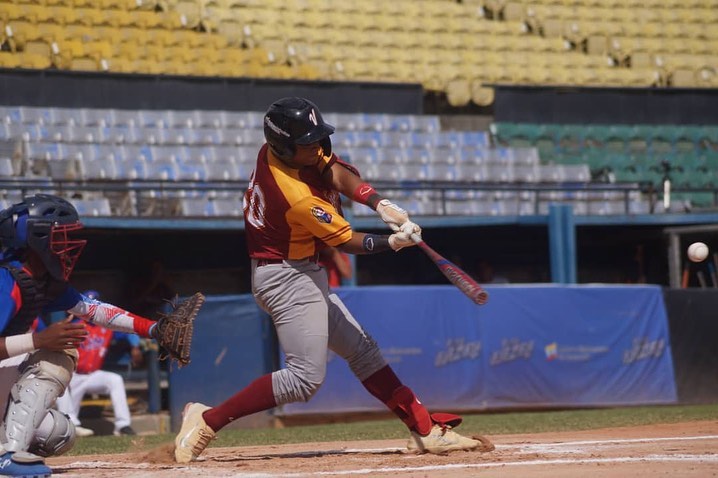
left=152, top=292, right=205, bottom=367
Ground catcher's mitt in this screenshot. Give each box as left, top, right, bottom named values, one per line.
left=152, top=292, right=205, bottom=367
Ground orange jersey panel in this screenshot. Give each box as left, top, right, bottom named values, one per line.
left=244, top=145, right=352, bottom=260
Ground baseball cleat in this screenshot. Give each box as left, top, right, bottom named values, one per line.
left=174, top=402, right=215, bottom=463
left=406, top=424, right=494, bottom=455
left=74, top=426, right=94, bottom=437
left=0, top=451, right=52, bottom=477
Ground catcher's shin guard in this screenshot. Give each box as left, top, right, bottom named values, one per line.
left=385, top=386, right=432, bottom=436
left=2, top=351, right=74, bottom=453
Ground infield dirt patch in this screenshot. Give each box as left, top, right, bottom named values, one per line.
left=50, top=420, right=718, bottom=477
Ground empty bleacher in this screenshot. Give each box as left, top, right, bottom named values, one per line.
left=0, top=105, right=679, bottom=218
left=491, top=121, right=718, bottom=207
left=0, top=0, right=716, bottom=106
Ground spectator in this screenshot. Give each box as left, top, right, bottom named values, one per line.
left=475, top=259, right=510, bottom=284
left=55, top=290, right=138, bottom=437
left=319, top=246, right=353, bottom=287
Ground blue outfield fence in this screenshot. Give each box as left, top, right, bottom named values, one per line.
left=169, top=285, right=677, bottom=426
left=280, top=285, right=677, bottom=415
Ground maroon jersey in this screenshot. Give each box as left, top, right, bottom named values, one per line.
left=243, top=144, right=353, bottom=260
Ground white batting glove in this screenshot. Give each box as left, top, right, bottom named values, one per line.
left=376, top=199, right=409, bottom=232
left=400, top=220, right=421, bottom=237
left=388, top=231, right=416, bottom=251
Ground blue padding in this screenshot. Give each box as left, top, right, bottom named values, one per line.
left=279, top=285, right=677, bottom=415
left=168, top=294, right=275, bottom=430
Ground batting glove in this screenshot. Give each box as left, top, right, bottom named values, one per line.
left=400, top=221, right=421, bottom=237
left=388, top=231, right=416, bottom=251
left=376, top=199, right=410, bottom=232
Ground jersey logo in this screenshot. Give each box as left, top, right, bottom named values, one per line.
left=311, top=206, right=332, bottom=224
left=309, top=109, right=318, bottom=125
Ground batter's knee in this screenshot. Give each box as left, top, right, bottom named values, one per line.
left=293, top=374, right=324, bottom=402
left=345, top=336, right=386, bottom=382
left=275, top=367, right=325, bottom=403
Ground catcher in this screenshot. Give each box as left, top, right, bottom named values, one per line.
left=0, top=194, right=203, bottom=477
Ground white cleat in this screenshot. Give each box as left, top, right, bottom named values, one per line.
left=174, top=402, right=216, bottom=464
left=407, top=424, right=495, bottom=455
left=74, top=426, right=95, bottom=437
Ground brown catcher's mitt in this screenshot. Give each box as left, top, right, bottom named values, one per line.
left=152, top=292, right=205, bottom=367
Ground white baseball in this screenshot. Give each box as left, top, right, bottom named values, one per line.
left=687, top=242, right=709, bottom=263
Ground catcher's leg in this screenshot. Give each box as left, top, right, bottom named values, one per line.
left=2, top=349, right=75, bottom=454
left=29, top=408, right=76, bottom=457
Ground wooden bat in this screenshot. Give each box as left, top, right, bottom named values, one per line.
left=410, top=233, right=489, bottom=305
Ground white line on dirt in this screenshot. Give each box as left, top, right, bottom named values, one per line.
left=60, top=434, right=718, bottom=476
left=277, top=454, right=718, bottom=476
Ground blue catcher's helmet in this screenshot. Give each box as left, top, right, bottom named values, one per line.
left=263, top=97, right=335, bottom=163
left=0, top=194, right=86, bottom=281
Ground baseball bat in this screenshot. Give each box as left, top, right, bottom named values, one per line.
left=696, top=270, right=707, bottom=289
left=410, top=233, right=489, bottom=305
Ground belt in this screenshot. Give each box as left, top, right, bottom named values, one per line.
left=256, top=256, right=319, bottom=267
left=256, top=258, right=284, bottom=267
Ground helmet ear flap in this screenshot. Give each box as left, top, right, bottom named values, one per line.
left=320, top=136, right=332, bottom=158
left=268, top=141, right=295, bottom=162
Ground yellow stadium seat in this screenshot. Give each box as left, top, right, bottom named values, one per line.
left=670, top=69, right=697, bottom=87
left=4, top=20, right=42, bottom=50
left=129, top=10, right=164, bottom=29
left=445, top=78, right=471, bottom=107
left=69, top=57, right=100, bottom=72
left=45, top=6, right=77, bottom=25
left=17, top=51, right=53, bottom=69
left=470, top=82, right=494, bottom=107
left=174, top=0, right=202, bottom=28
left=0, top=52, right=21, bottom=68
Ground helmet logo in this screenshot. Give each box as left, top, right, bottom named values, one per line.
left=265, top=117, right=290, bottom=137
left=309, top=109, right=318, bottom=126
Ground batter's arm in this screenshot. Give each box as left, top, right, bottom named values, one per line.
left=336, top=232, right=415, bottom=255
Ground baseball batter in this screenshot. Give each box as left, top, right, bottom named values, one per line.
left=175, top=97, right=492, bottom=463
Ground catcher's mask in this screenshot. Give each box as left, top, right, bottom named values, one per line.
left=264, top=97, right=335, bottom=164
left=0, top=194, right=87, bottom=281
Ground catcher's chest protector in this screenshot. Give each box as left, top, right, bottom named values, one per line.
left=1, top=265, right=66, bottom=336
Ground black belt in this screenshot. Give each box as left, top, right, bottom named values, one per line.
left=256, top=256, right=319, bottom=267
left=256, top=258, right=284, bottom=267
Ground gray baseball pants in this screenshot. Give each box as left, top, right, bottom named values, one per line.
left=251, top=259, right=386, bottom=405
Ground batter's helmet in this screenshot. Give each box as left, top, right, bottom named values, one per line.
left=264, top=97, right=335, bottom=162
left=0, top=194, right=86, bottom=281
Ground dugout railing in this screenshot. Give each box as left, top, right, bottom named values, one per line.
left=4, top=178, right=715, bottom=220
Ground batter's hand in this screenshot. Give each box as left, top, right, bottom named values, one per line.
left=388, top=231, right=416, bottom=251
left=376, top=199, right=409, bottom=232
left=400, top=220, right=421, bottom=237
left=34, top=316, right=88, bottom=351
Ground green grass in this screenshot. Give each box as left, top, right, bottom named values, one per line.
left=65, top=403, right=718, bottom=456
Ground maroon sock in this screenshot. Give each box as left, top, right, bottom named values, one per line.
left=202, top=374, right=277, bottom=432
left=361, top=365, right=403, bottom=403
left=362, top=366, right=432, bottom=434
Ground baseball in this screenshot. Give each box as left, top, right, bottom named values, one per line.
left=687, top=242, right=709, bottom=262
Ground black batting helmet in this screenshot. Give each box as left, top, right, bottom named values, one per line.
left=0, top=194, right=86, bottom=281
left=263, top=97, right=335, bottom=162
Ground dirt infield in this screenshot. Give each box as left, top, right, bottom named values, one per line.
left=50, top=420, right=718, bottom=477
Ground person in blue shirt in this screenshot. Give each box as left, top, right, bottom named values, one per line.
left=0, top=194, right=166, bottom=477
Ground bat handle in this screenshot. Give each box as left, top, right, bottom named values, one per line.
left=410, top=233, right=423, bottom=244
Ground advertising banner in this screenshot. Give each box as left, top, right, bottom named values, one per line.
left=279, top=285, right=676, bottom=415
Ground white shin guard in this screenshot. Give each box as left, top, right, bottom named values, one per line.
left=2, top=350, right=74, bottom=453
